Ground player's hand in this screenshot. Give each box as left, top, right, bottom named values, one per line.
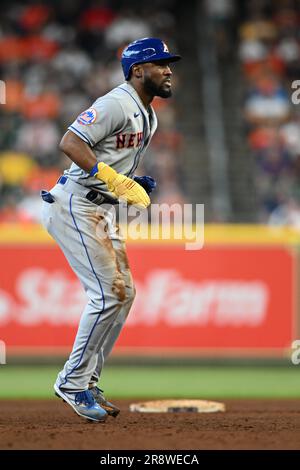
left=133, top=175, right=157, bottom=194
left=109, top=174, right=150, bottom=208
left=91, top=162, right=150, bottom=208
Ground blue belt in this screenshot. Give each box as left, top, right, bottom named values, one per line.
left=57, top=176, right=117, bottom=205
left=41, top=176, right=117, bottom=205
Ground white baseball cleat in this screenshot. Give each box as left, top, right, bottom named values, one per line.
left=54, top=384, right=108, bottom=423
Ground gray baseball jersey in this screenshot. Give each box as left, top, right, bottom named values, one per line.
left=64, top=81, right=158, bottom=198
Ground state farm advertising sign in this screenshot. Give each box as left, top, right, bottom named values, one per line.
left=0, top=245, right=295, bottom=355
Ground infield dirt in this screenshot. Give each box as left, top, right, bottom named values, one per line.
left=0, top=399, right=299, bottom=450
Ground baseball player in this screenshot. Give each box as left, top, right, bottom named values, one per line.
left=41, top=38, right=181, bottom=422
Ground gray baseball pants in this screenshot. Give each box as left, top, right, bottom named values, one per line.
left=41, top=182, right=135, bottom=392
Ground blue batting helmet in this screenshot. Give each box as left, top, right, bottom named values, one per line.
left=121, top=37, right=181, bottom=80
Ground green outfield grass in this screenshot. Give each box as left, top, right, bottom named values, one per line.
left=0, top=365, right=300, bottom=399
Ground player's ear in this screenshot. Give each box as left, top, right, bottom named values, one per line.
left=132, top=64, right=143, bottom=79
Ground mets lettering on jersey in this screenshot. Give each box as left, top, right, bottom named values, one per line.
left=76, top=108, right=97, bottom=125
left=116, top=132, right=143, bottom=149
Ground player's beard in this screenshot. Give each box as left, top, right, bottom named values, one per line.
left=143, top=76, right=172, bottom=98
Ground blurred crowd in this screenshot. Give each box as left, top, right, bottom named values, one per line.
left=0, top=0, right=185, bottom=223
left=239, top=0, right=300, bottom=226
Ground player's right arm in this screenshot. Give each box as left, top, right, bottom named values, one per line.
left=59, top=130, right=97, bottom=173
left=60, top=131, right=149, bottom=209
left=60, top=100, right=150, bottom=209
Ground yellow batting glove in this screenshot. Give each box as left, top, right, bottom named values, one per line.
left=90, top=162, right=150, bottom=208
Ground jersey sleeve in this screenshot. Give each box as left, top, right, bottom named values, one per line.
left=68, top=98, right=126, bottom=147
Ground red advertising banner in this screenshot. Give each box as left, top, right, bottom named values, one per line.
left=0, top=244, right=296, bottom=356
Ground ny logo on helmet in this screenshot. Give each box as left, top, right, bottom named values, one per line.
left=163, top=42, right=169, bottom=53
